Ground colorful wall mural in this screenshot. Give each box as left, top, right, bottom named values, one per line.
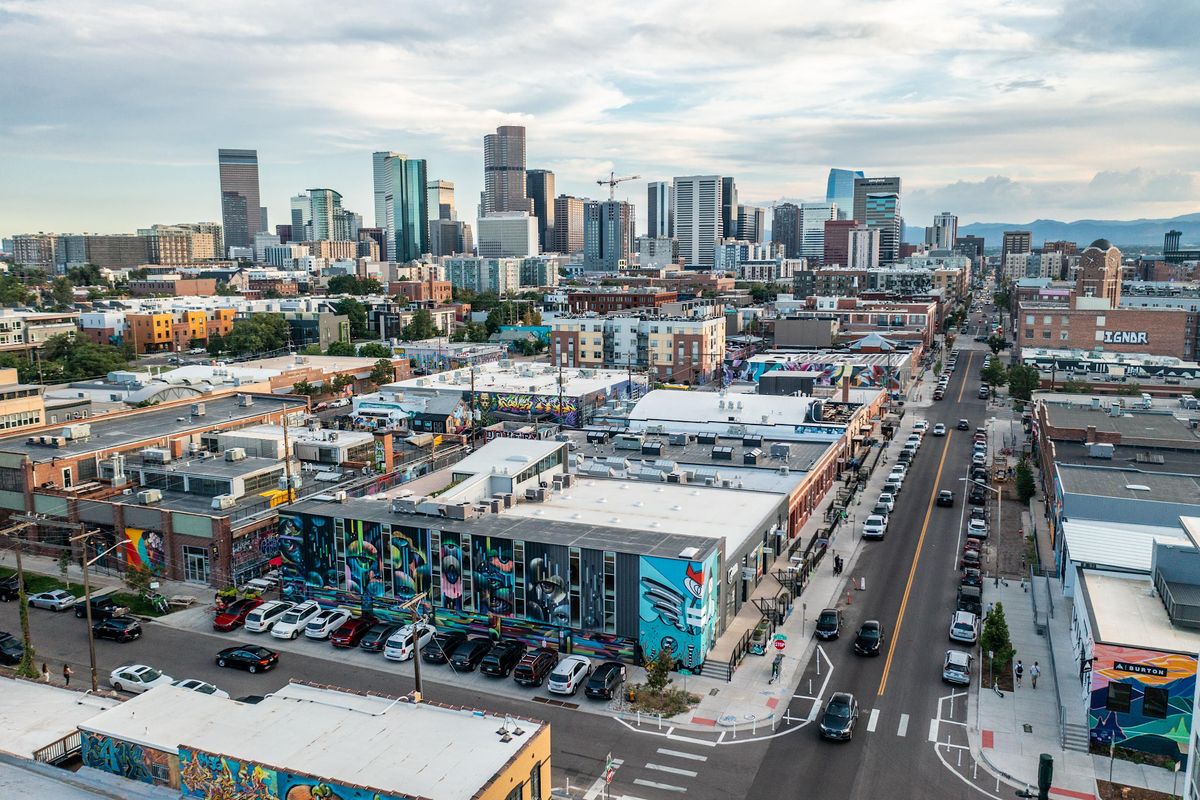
left=179, top=746, right=405, bottom=800
left=638, top=555, right=717, bottom=669
left=1088, top=643, right=1197, bottom=761
left=727, top=358, right=898, bottom=388
left=474, top=390, right=582, bottom=426
left=122, top=527, right=164, bottom=573
left=82, top=730, right=173, bottom=786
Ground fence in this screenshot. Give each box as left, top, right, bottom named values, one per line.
left=32, top=729, right=80, bottom=765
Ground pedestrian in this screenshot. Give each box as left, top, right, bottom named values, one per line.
left=1014, top=659, right=1024, bottom=688
left=63, top=664, right=73, bottom=687
left=41, top=662, right=50, bottom=683
left=1030, top=661, right=1040, bottom=690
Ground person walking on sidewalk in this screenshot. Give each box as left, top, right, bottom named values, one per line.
left=63, top=664, right=73, bottom=687
left=1030, top=661, right=1040, bottom=690
left=1014, top=659, right=1024, bottom=688
left=41, top=663, right=50, bottom=683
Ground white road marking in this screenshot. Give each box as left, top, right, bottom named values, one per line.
left=665, top=732, right=717, bottom=748
left=646, top=763, right=699, bottom=777
left=633, top=779, right=688, bottom=793
left=928, top=718, right=940, bottom=742
left=867, top=708, right=880, bottom=732
left=583, top=758, right=625, bottom=800
left=897, top=713, right=909, bottom=737
left=656, top=748, right=708, bottom=762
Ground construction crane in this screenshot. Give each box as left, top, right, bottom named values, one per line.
left=596, top=170, right=641, bottom=200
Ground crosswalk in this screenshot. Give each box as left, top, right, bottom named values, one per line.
left=594, top=744, right=711, bottom=798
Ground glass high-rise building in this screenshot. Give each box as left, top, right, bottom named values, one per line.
left=826, top=168, right=864, bottom=221
left=721, top=176, right=738, bottom=240
left=483, top=126, right=532, bottom=215
left=373, top=151, right=401, bottom=228
left=647, top=181, right=672, bottom=238
left=526, top=169, right=555, bottom=252
left=218, top=149, right=262, bottom=251
left=583, top=199, right=635, bottom=271
left=306, top=189, right=343, bottom=241
left=384, top=155, right=429, bottom=263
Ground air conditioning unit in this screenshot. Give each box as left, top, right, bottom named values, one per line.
left=137, top=489, right=163, bottom=504
left=211, top=495, right=237, bottom=510
left=142, top=448, right=172, bottom=464
left=62, top=423, right=91, bottom=440
left=224, top=447, right=247, bottom=462
left=332, top=490, right=348, bottom=503
left=190, top=402, right=206, bottom=417
left=238, top=395, right=254, bottom=407
left=49, top=437, right=68, bottom=448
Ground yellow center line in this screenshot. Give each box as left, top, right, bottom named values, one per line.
left=956, top=351, right=976, bottom=402
left=878, top=429, right=953, bottom=697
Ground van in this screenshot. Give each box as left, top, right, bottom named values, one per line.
left=942, top=650, right=973, bottom=685
left=949, top=610, right=979, bottom=644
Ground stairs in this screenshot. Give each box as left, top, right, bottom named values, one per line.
left=702, top=659, right=733, bottom=683
left=1061, top=721, right=1090, bottom=752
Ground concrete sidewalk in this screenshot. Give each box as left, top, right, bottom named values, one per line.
left=0, top=549, right=201, bottom=603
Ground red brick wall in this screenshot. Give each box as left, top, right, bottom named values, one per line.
left=1016, top=306, right=1195, bottom=359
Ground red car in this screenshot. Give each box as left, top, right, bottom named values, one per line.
left=213, top=598, right=264, bottom=632
left=330, top=614, right=377, bottom=648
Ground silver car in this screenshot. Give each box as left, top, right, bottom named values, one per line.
left=28, top=589, right=78, bottom=612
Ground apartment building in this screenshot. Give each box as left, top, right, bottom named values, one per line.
left=0, top=368, right=45, bottom=432
left=551, top=311, right=726, bottom=384
left=127, top=308, right=236, bottom=354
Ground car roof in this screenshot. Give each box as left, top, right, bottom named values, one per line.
left=829, top=691, right=854, bottom=703
left=953, top=610, right=977, bottom=623
left=861, top=620, right=881, bottom=630
left=945, top=649, right=972, bottom=665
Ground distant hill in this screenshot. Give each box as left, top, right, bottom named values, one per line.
left=907, top=213, right=1200, bottom=249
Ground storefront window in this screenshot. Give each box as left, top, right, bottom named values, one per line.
left=1106, top=682, right=1132, bottom=713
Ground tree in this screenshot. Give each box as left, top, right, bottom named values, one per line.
left=216, top=281, right=238, bottom=296
left=1006, top=365, right=1040, bottom=401
left=370, top=358, right=394, bottom=385
left=49, top=277, right=75, bottom=309
left=58, top=550, right=72, bottom=587
left=402, top=309, right=439, bottom=341
left=331, top=373, right=354, bottom=392
left=356, top=342, right=392, bottom=359
left=206, top=333, right=225, bottom=356
left=291, top=379, right=319, bottom=397
left=66, top=264, right=105, bottom=286
left=986, top=334, right=1009, bottom=354
left=124, top=567, right=152, bottom=595
left=332, top=297, right=369, bottom=339
left=0, top=275, right=32, bottom=306
left=644, top=647, right=675, bottom=694
left=327, top=275, right=382, bottom=295
left=220, top=314, right=291, bottom=356
left=980, top=602, right=1015, bottom=678
left=1015, top=459, right=1037, bottom=504
left=325, top=340, right=356, bottom=357
left=300, top=343, right=323, bottom=356
left=980, top=356, right=1008, bottom=389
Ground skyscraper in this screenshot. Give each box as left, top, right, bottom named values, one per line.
left=373, top=151, right=401, bottom=228
left=483, top=125, right=531, bottom=215
left=721, top=177, right=738, bottom=240
left=823, top=220, right=858, bottom=266
left=930, top=212, right=958, bottom=251
left=771, top=203, right=802, bottom=259
left=306, top=189, right=343, bottom=241
left=552, top=195, right=586, bottom=254
left=847, top=227, right=881, bottom=268
left=526, top=169, right=555, bottom=252
left=799, top=202, right=837, bottom=263
left=647, top=181, right=672, bottom=238
left=383, top=155, right=429, bottom=263
left=1001, top=230, right=1032, bottom=259
left=583, top=200, right=635, bottom=271
left=826, top=169, right=864, bottom=220
left=426, top=180, right=456, bottom=221
left=673, top=175, right=722, bottom=269
left=289, top=195, right=309, bottom=243
left=853, top=177, right=902, bottom=264
left=736, top=205, right=764, bottom=244
left=218, top=149, right=262, bottom=251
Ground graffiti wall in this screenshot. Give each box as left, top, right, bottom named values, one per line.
left=82, top=730, right=174, bottom=786
left=179, top=746, right=405, bottom=800
left=122, top=528, right=164, bottom=573
left=637, top=554, right=718, bottom=669
left=1088, top=643, right=1197, bottom=760
left=729, top=358, right=896, bottom=388
left=474, top=390, right=581, bottom=426
left=471, top=535, right=515, bottom=615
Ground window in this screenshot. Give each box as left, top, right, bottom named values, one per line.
left=1026, top=315, right=1034, bottom=325
left=1043, top=316, right=1052, bottom=325
left=505, top=784, right=523, bottom=800
left=1061, top=316, right=1070, bottom=325
left=530, top=762, right=543, bottom=800
left=1042, top=330, right=1051, bottom=339
left=1025, top=329, right=1034, bottom=339
left=1097, top=316, right=1106, bottom=327
left=1143, top=686, right=1169, bottom=719
left=1106, top=682, right=1132, bottom=713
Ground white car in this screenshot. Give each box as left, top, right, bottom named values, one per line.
left=889, top=464, right=907, bottom=479
left=270, top=600, right=321, bottom=639
left=383, top=623, right=437, bottom=662
left=967, top=518, right=989, bottom=539
left=877, top=492, right=896, bottom=512
left=329, top=398, right=351, bottom=408
left=110, top=664, right=173, bottom=694
left=972, top=452, right=987, bottom=466
left=245, top=600, right=293, bottom=633
left=862, top=514, right=888, bottom=540
left=240, top=577, right=277, bottom=595
left=28, top=589, right=77, bottom=611
left=931, top=423, right=947, bottom=436
left=304, top=608, right=351, bottom=640
left=912, top=420, right=928, bottom=433
left=171, top=678, right=230, bottom=698
left=883, top=476, right=903, bottom=495
left=547, top=655, right=593, bottom=696
left=949, top=611, right=979, bottom=644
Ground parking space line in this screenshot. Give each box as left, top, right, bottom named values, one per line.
left=867, top=708, right=880, bottom=732
left=633, top=779, right=687, bottom=793
left=897, top=713, right=909, bottom=737
left=646, top=763, right=699, bottom=778
left=656, top=749, right=708, bottom=762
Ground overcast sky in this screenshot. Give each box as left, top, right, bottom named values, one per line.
left=2, top=0, right=1198, bottom=237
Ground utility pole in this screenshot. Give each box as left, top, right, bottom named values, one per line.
left=281, top=410, right=295, bottom=503
left=0, top=522, right=37, bottom=678
left=77, top=532, right=99, bottom=692
left=400, top=592, right=428, bottom=701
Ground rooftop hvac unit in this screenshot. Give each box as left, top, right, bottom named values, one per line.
left=224, top=447, right=247, bottom=462
left=525, top=487, right=547, bottom=502
left=211, top=495, right=237, bottom=510
left=49, top=436, right=68, bottom=448
left=137, top=489, right=163, bottom=504
left=332, top=490, right=348, bottom=503
left=142, top=447, right=172, bottom=464
left=190, top=402, right=206, bottom=417
left=62, top=423, right=91, bottom=440
left=239, top=395, right=254, bottom=407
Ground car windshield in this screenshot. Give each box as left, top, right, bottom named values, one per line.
left=826, top=701, right=851, bottom=718
left=818, top=612, right=837, bottom=626
left=280, top=611, right=301, bottom=623
left=859, top=626, right=880, bottom=640
left=140, top=668, right=162, bottom=681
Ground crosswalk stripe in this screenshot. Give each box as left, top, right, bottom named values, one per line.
left=928, top=718, right=939, bottom=742
left=634, top=779, right=687, bottom=793
left=646, top=764, right=699, bottom=778
left=897, top=713, right=909, bottom=737
left=656, top=748, right=708, bottom=762
left=867, top=708, right=880, bottom=732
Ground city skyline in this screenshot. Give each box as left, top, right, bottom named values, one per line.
left=2, top=0, right=1198, bottom=235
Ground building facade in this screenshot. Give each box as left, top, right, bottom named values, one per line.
left=826, top=168, right=864, bottom=220
left=483, top=125, right=531, bottom=215
left=551, top=312, right=726, bottom=384
left=673, top=175, right=722, bottom=269
left=217, top=149, right=262, bottom=251
left=583, top=200, right=635, bottom=271
left=647, top=181, right=672, bottom=238
left=551, top=195, right=585, bottom=254
left=526, top=169, right=555, bottom=252
left=477, top=213, right=539, bottom=258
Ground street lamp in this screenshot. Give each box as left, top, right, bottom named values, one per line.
left=70, top=530, right=124, bottom=693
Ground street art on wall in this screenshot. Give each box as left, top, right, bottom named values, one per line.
left=180, top=747, right=406, bottom=800
left=638, top=555, right=716, bottom=669
left=122, top=528, right=164, bottom=573
left=470, top=535, right=515, bottom=615
left=1088, top=643, right=1197, bottom=760
left=82, top=730, right=172, bottom=786
left=440, top=531, right=464, bottom=611
left=474, top=391, right=581, bottom=426
left=524, top=541, right=570, bottom=627
left=728, top=358, right=896, bottom=388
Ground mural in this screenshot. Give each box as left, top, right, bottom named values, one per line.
left=474, top=391, right=582, bottom=426
left=470, top=535, right=515, bottom=615
left=638, top=555, right=717, bottom=669
left=524, top=542, right=571, bottom=627
left=122, top=528, right=164, bottom=573
left=82, top=730, right=172, bottom=786
left=440, top=531, right=464, bottom=611
left=179, top=746, right=405, bottom=800
left=1088, top=643, right=1197, bottom=761
left=387, top=525, right=430, bottom=600
left=727, top=358, right=897, bottom=389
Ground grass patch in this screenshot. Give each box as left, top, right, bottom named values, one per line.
left=111, top=592, right=167, bottom=618
left=627, top=686, right=701, bottom=717
left=0, top=566, right=164, bottom=617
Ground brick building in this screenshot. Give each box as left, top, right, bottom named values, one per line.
left=567, top=288, right=678, bottom=314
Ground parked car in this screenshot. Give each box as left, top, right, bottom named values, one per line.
left=270, top=600, right=321, bottom=639
left=871, top=504, right=891, bottom=521
left=449, top=637, right=494, bottom=672
left=213, top=598, right=264, bottom=632
left=877, top=492, right=895, bottom=512
left=110, top=664, right=173, bottom=694
left=815, top=608, right=843, bottom=640
left=949, top=610, right=979, bottom=644
left=819, top=692, right=860, bottom=741
left=329, top=398, right=351, bottom=409
left=0, top=574, right=24, bottom=601
left=171, top=678, right=229, bottom=698
left=960, top=568, right=983, bottom=588
left=585, top=661, right=627, bottom=700
left=383, top=623, right=436, bottom=662
left=73, top=594, right=121, bottom=620
left=963, top=537, right=984, bottom=554
left=969, top=487, right=987, bottom=506
left=28, top=589, right=78, bottom=612
left=943, top=650, right=974, bottom=685
left=244, top=600, right=293, bottom=633
left=933, top=389, right=945, bottom=401
left=862, top=514, right=887, bottom=540
left=936, top=490, right=954, bottom=507
left=971, top=452, right=987, bottom=467
left=967, top=518, right=988, bottom=540
left=912, top=420, right=928, bottom=433
left=548, top=655, right=593, bottom=696
left=978, top=386, right=990, bottom=399
left=93, top=616, right=142, bottom=642
left=239, top=577, right=277, bottom=595
left=330, top=614, right=377, bottom=648
left=215, top=644, right=279, bottom=673
left=957, top=419, right=970, bottom=431
left=359, top=622, right=402, bottom=653
left=960, top=549, right=982, bottom=570
left=969, top=506, right=987, bottom=522
left=852, top=621, right=884, bottom=656
left=480, top=640, right=527, bottom=677
left=931, top=423, right=947, bottom=436
left=883, top=475, right=903, bottom=495
left=957, top=585, right=984, bottom=617
left=422, top=630, right=468, bottom=664
left=513, top=648, right=559, bottom=687
left=305, top=608, right=352, bottom=640
left=0, top=632, right=22, bottom=665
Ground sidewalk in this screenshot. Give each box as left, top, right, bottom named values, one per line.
left=0, top=549, right=200, bottom=603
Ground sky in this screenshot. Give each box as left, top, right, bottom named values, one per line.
left=2, top=0, right=1199, bottom=237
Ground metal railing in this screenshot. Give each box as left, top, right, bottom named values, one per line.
left=33, top=729, right=80, bottom=765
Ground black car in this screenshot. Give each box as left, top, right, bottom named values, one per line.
left=359, top=622, right=402, bottom=653
left=74, top=595, right=119, bottom=620
left=815, top=608, right=842, bottom=640
left=0, top=632, right=22, bottom=665
left=971, top=467, right=988, bottom=483
left=92, top=616, right=142, bottom=642
left=969, top=488, right=987, bottom=506
left=960, top=568, right=983, bottom=588
left=449, top=637, right=493, bottom=671
left=957, top=419, right=970, bottom=431
left=852, top=621, right=884, bottom=656
left=216, top=644, right=279, bottom=673
left=585, top=661, right=627, bottom=700
left=819, top=692, right=859, bottom=741
left=936, top=490, right=954, bottom=507
left=957, top=585, right=983, bottom=617
left=480, top=640, right=527, bottom=677
left=0, top=574, right=24, bottom=602
left=423, top=630, right=468, bottom=664
left=969, top=506, right=987, bottom=522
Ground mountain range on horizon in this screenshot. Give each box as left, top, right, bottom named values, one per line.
left=910, top=212, right=1200, bottom=250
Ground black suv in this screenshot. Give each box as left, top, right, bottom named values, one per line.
left=513, top=648, right=559, bottom=687
left=480, top=640, right=527, bottom=677
left=92, top=616, right=142, bottom=642
left=423, top=631, right=468, bottom=664
left=585, top=661, right=627, bottom=700
left=74, top=595, right=120, bottom=620
left=815, top=608, right=843, bottom=640
left=0, top=574, right=24, bottom=602
left=449, top=637, right=493, bottom=671
left=0, top=631, right=22, bottom=665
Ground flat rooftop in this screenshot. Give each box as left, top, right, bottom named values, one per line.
left=1081, top=570, right=1200, bottom=654
left=1022, top=347, right=1197, bottom=368
left=450, top=437, right=564, bottom=476
left=626, top=390, right=853, bottom=440
left=128, top=452, right=289, bottom=480
left=0, top=677, right=118, bottom=758
left=1058, top=464, right=1200, bottom=505
left=1061, top=519, right=1190, bottom=572
left=746, top=350, right=913, bottom=367
left=1045, top=405, right=1199, bottom=445
left=80, top=682, right=546, bottom=800
left=1052, top=441, right=1200, bottom=474
left=0, top=395, right=303, bottom=463
left=390, top=362, right=632, bottom=397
